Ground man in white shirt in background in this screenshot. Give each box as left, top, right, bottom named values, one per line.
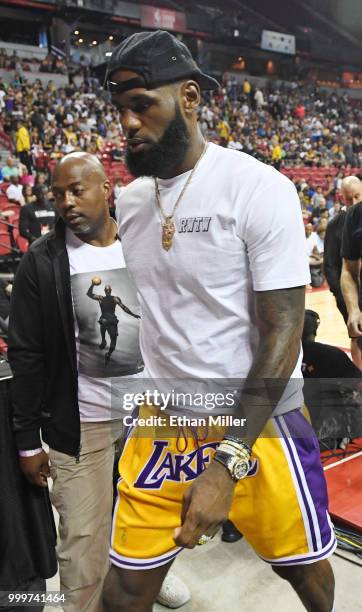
left=6, top=174, right=25, bottom=206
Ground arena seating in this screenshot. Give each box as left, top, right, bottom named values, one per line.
left=47, top=156, right=135, bottom=185
left=0, top=184, right=27, bottom=263
left=282, top=167, right=361, bottom=185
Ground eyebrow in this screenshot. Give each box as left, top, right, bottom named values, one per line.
left=113, top=93, right=155, bottom=109
left=52, top=181, right=84, bottom=190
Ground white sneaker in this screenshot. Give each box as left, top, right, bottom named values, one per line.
left=156, top=572, right=191, bottom=609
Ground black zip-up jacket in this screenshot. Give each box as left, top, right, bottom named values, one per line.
left=323, top=210, right=346, bottom=295
left=8, top=220, right=80, bottom=456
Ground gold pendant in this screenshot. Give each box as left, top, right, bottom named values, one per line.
left=162, top=217, right=175, bottom=251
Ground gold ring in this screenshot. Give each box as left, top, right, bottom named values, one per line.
left=197, top=534, right=213, bottom=546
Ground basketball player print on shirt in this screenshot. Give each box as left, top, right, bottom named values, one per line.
left=87, top=276, right=140, bottom=365
left=71, top=268, right=143, bottom=378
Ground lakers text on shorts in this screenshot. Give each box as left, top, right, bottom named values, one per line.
left=110, top=406, right=336, bottom=570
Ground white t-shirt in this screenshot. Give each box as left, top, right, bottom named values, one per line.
left=315, top=234, right=324, bottom=254
left=66, top=228, right=143, bottom=421
left=116, top=143, right=310, bottom=415
left=114, top=184, right=125, bottom=200
left=305, top=232, right=318, bottom=257
left=6, top=184, right=25, bottom=206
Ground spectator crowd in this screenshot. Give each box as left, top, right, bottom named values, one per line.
left=204, top=76, right=361, bottom=169
left=0, top=74, right=124, bottom=172
left=0, top=68, right=361, bottom=176
left=0, top=64, right=360, bottom=257
left=0, top=48, right=68, bottom=75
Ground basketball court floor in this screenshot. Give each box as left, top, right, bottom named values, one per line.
left=46, top=286, right=362, bottom=611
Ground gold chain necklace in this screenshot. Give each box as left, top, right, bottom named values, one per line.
left=154, top=142, right=208, bottom=251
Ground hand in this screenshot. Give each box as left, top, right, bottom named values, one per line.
left=19, top=450, right=50, bottom=487
left=173, top=459, right=235, bottom=549
left=347, top=310, right=362, bottom=338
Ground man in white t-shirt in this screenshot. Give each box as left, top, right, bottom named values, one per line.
left=305, top=223, right=317, bottom=255
left=103, top=31, right=336, bottom=612
left=6, top=174, right=25, bottom=206
left=8, top=153, right=189, bottom=612
left=305, top=223, right=324, bottom=288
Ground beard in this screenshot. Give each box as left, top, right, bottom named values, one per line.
left=125, top=105, right=190, bottom=178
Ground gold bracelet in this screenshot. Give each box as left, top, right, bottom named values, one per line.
left=218, top=440, right=251, bottom=456
left=217, top=442, right=250, bottom=461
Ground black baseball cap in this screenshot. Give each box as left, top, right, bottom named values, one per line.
left=104, top=30, right=220, bottom=94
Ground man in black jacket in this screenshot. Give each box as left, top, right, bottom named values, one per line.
left=8, top=152, right=189, bottom=612
left=341, top=199, right=362, bottom=362
left=8, top=153, right=139, bottom=612
left=324, top=175, right=362, bottom=368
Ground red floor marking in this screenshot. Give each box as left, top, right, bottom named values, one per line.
left=323, top=449, right=362, bottom=531
left=306, top=284, right=329, bottom=294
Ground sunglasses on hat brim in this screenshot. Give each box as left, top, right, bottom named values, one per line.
left=106, top=76, right=148, bottom=94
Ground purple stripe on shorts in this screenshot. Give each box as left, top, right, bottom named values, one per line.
left=283, top=411, right=332, bottom=550
left=270, top=534, right=337, bottom=566
left=110, top=548, right=181, bottom=569
left=275, top=414, right=318, bottom=552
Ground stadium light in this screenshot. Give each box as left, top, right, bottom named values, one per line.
left=92, top=40, right=97, bottom=45
left=78, top=38, right=83, bottom=43
left=109, top=36, right=114, bottom=41
left=74, top=30, right=79, bottom=35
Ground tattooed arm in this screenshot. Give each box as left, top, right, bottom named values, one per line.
left=174, top=286, right=305, bottom=548
left=240, top=286, right=305, bottom=446
left=341, top=258, right=362, bottom=339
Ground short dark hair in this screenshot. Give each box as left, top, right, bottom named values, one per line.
left=33, top=185, right=47, bottom=200
left=302, top=309, right=320, bottom=341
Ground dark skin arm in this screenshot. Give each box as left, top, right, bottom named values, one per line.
left=114, top=296, right=141, bottom=319
left=86, top=283, right=102, bottom=302
left=341, top=258, right=362, bottom=338
left=19, top=450, right=50, bottom=488
left=174, top=286, right=305, bottom=548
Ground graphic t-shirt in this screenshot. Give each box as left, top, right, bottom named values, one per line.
left=117, top=142, right=310, bottom=416
left=66, top=228, right=143, bottom=421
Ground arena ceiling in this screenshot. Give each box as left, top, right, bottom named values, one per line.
left=135, top=0, right=362, bottom=53
left=239, top=0, right=362, bottom=49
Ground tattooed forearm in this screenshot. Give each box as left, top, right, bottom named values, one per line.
left=240, top=286, right=305, bottom=446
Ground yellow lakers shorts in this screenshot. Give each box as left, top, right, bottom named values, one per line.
left=110, top=406, right=336, bottom=570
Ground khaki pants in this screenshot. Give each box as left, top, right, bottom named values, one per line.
left=49, top=421, right=122, bottom=612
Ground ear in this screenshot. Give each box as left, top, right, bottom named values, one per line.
left=181, top=80, right=201, bottom=116
left=103, top=179, right=112, bottom=201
